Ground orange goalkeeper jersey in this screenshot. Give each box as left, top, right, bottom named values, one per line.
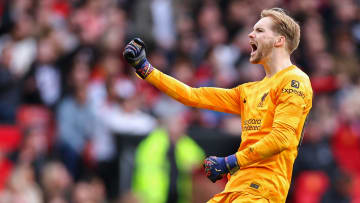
left=145, top=65, right=313, bottom=203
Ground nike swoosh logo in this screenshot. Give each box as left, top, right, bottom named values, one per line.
left=215, top=168, right=221, bottom=172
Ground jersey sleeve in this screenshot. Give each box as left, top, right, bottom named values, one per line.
left=145, top=68, right=242, bottom=114
left=235, top=75, right=313, bottom=167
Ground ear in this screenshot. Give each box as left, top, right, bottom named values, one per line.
left=274, top=36, right=285, bottom=48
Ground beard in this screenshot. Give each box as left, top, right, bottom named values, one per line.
left=249, top=40, right=273, bottom=64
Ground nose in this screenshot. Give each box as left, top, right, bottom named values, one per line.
left=248, top=31, right=255, bottom=39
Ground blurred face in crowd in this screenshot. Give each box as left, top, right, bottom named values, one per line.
left=248, top=17, right=279, bottom=64
left=72, top=182, right=94, bottom=203
left=72, top=61, right=90, bottom=89
left=13, top=14, right=34, bottom=40
left=38, top=38, right=57, bottom=64
left=167, top=114, right=188, bottom=143
left=41, top=162, right=73, bottom=198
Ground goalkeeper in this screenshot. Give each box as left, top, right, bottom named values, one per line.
left=123, top=8, right=313, bottom=203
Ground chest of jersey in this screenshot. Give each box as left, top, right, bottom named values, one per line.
left=241, top=80, right=277, bottom=136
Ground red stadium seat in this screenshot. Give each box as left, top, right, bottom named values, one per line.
left=0, top=125, right=21, bottom=191
left=293, top=171, right=329, bottom=203
left=0, top=125, right=21, bottom=152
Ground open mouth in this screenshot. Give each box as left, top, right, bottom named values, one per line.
left=250, top=42, right=257, bottom=55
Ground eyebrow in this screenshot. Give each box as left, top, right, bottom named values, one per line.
left=253, top=26, right=264, bottom=31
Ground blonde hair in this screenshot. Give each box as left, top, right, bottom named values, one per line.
left=261, top=8, right=300, bottom=54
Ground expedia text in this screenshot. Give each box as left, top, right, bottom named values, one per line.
left=282, top=88, right=305, bottom=98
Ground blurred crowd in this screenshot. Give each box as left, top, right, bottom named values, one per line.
left=0, top=0, right=360, bottom=202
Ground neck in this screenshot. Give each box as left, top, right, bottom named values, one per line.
left=262, top=50, right=293, bottom=77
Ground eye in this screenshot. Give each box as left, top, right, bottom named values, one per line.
left=256, top=28, right=264, bottom=32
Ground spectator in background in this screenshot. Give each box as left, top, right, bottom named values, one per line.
left=332, top=87, right=360, bottom=176
left=0, top=164, right=43, bottom=203
left=0, top=41, right=21, bottom=123
left=71, top=0, right=108, bottom=46
left=22, top=36, right=62, bottom=108
left=14, top=126, right=48, bottom=180
left=93, top=75, right=156, bottom=137
left=56, top=57, right=94, bottom=180
left=332, top=31, right=360, bottom=85
left=0, top=13, right=37, bottom=78
left=130, top=0, right=153, bottom=44
left=40, top=161, right=73, bottom=202
left=309, top=51, right=339, bottom=93
left=132, top=114, right=204, bottom=203
left=293, top=94, right=338, bottom=177
left=71, top=176, right=106, bottom=203
left=89, top=53, right=156, bottom=199
left=72, top=182, right=95, bottom=203
left=153, top=58, right=193, bottom=119
left=92, top=72, right=156, bottom=199
left=321, top=169, right=352, bottom=203
left=301, top=16, right=328, bottom=74
left=88, top=54, right=128, bottom=110
left=151, top=0, right=176, bottom=50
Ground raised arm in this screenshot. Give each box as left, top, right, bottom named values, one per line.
left=146, top=69, right=241, bottom=114
left=123, top=38, right=242, bottom=114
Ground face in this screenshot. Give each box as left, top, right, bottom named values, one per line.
left=167, top=115, right=188, bottom=143
left=248, top=17, right=278, bottom=64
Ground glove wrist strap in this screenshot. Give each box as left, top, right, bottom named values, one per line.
left=225, top=154, right=240, bottom=175
left=135, top=60, right=154, bottom=79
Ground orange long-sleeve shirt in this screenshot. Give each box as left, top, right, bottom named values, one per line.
left=145, top=65, right=313, bottom=202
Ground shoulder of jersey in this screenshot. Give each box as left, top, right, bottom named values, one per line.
left=282, top=66, right=313, bottom=95
left=239, top=81, right=260, bottom=89
left=289, top=66, right=310, bottom=80
left=280, top=66, right=311, bottom=84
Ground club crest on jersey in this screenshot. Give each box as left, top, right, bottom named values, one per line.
left=257, top=92, right=268, bottom=107
left=291, top=80, right=300, bottom=89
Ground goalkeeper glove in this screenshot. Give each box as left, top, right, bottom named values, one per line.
left=123, top=38, right=154, bottom=79
left=204, top=154, right=240, bottom=183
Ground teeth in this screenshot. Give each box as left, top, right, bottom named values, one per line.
left=251, top=45, right=256, bottom=53
left=249, top=42, right=257, bottom=53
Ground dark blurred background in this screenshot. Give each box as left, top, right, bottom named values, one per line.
left=0, top=0, right=360, bottom=202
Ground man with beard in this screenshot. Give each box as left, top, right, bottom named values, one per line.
left=123, top=8, right=313, bottom=203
